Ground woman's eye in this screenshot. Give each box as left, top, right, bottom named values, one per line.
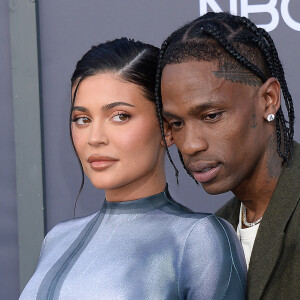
left=111, top=113, right=131, bottom=122
left=72, top=117, right=91, bottom=125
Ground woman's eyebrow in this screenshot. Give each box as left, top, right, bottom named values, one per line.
left=101, top=102, right=135, bottom=111
left=72, top=102, right=135, bottom=113
left=73, top=106, right=88, bottom=112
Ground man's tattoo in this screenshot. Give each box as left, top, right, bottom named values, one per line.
left=251, top=114, right=258, bottom=128
left=213, top=61, right=261, bottom=86
left=266, top=133, right=282, bottom=179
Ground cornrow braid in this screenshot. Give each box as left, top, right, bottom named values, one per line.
left=231, top=15, right=294, bottom=160
left=202, top=25, right=267, bottom=82
left=243, top=34, right=289, bottom=161
left=228, top=15, right=295, bottom=160
left=265, top=35, right=295, bottom=159
left=156, top=12, right=295, bottom=177
left=178, top=150, right=198, bottom=184
left=155, top=38, right=179, bottom=183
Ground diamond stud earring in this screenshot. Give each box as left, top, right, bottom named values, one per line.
left=267, top=114, right=275, bottom=122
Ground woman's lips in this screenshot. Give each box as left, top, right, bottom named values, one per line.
left=88, top=155, right=118, bottom=171
left=189, top=163, right=221, bottom=183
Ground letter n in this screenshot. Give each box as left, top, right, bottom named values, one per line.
left=199, top=0, right=223, bottom=16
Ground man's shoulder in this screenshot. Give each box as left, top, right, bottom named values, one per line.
left=215, top=197, right=240, bottom=229
left=275, top=141, right=300, bottom=202
left=291, top=141, right=300, bottom=169
left=289, top=141, right=300, bottom=171
left=215, top=198, right=237, bottom=218
left=291, top=141, right=300, bottom=163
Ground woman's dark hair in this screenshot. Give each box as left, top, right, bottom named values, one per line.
left=155, top=12, right=295, bottom=178
left=70, top=37, right=160, bottom=215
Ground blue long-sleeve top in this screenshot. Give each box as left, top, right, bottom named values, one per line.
left=20, top=187, right=246, bottom=299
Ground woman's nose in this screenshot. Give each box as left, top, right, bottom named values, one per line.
left=88, top=122, right=109, bottom=147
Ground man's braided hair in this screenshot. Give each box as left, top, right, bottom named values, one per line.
left=155, top=12, right=295, bottom=180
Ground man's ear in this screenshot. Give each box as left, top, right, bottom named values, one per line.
left=259, top=77, right=281, bottom=121
left=161, top=120, right=174, bottom=147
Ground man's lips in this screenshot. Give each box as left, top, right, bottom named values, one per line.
left=187, top=162, right=221, bottom=183
left=87, top=155, right=118, bottom=171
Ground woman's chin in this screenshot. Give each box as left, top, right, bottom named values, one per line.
left=89, top=179, right=125, bottom=191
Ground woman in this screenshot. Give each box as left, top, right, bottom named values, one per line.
left=20, top=38, right=246, bottom=299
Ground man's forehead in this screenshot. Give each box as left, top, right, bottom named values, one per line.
left=161, top=62, right=258, bottom=117
left=161, top=61, right=227, bottom=101
left=162, top=60, right=217, bottom=80
left=161, top=59, right=262, bottom=89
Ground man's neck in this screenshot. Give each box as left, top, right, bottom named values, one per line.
left=233, top=136, right=284, bottom=223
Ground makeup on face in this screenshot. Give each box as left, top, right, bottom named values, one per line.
left=71, top=73, right=166, bottom=201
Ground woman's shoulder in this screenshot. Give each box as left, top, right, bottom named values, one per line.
left=178, top=213, right=247, bottom=299
left=160, top=196, right=242, bottom=245
left=162, top=196, right=233, bottom=229
left=160, top=197, right=247, bottom=298
left=181, top=213, right=240, bottom=250
left=47, top=211, right=99, bottom=239
left=41, top=210, right=100, bottom=257
left=168, top=203, right=236, bottom=240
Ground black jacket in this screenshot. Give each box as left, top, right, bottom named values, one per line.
left=216, top=142, right=300, bottom=300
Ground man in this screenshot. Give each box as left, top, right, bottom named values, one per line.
left=156, top=12, right=299, bottom=299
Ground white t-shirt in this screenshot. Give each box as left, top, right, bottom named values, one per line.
left=237, top=204, right=260, bottom=269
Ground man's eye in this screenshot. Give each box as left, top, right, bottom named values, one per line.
left=170, top=121, right=183, bottom=129
left=72, top=117, right=91, bottom=125
left=203, top=112, right=222, bottom=121
left=111, top=113, right=131, bottom=122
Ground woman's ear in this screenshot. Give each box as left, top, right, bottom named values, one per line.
left=259, top=77, right=281, bottom=121
left=161, top=120, right=174, bottom=147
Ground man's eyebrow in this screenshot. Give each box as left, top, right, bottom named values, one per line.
left=163, top=99, right=226, bottom=118
left=73, top=106, right=88, bottom=112
left=162, top=110, right=179, bottom=119
left=187, top=102, right=215, bottom=115
left=102, top=102, right=135, bottom=111
left=187, top=98, right=227, bottom=115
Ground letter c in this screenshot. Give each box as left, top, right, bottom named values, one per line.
left=281, top=0, right=300, bottom=31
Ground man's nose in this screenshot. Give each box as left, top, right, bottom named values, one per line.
left=179, top=125, right=208, bottom=156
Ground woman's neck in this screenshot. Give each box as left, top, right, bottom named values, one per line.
left=105, top=171, right=166, bottom=202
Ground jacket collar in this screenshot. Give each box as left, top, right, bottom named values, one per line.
left=247, top=142, right=300, bottom=299
left=224, top=197, right=240, bottom=230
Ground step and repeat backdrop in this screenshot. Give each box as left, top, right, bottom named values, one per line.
left=1, top=0, right=299, bottom=298
left=39, top=0, right=300, bottom=229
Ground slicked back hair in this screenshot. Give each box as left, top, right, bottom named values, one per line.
left=155, top=12, right=295, bottom=179
left=70, top=38, right=160, bottom=215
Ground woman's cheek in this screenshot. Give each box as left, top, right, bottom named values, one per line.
left=114, top=126, right=144, bottom=151
left=72, top=129, right=85, bottom=154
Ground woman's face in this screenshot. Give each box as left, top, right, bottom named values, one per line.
left=71, top=73, right=165, bottom=197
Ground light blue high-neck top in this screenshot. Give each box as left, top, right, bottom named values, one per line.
left=20, top=187, right=246, bottom=299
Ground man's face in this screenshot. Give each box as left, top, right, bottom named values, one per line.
left=161, top=61, right=269, bottom=195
